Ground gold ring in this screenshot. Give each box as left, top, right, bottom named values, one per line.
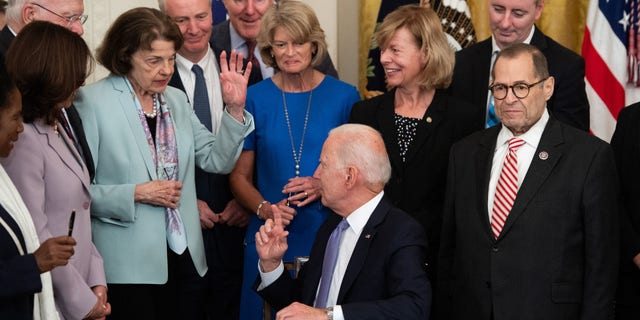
left=304, top=192, right=309, bottom=197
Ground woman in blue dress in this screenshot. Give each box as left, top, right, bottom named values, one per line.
left=229, top=1, right=360, bottom=318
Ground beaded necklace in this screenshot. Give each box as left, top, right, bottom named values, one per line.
left=282, top=88, right=312, bottom=177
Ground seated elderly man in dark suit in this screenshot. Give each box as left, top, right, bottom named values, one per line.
left=253, top=123, right=431, bottom=320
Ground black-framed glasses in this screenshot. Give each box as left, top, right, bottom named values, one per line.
left=31, top=3, right=88, bottom=27
left=489, top=77, right=548, bottom=100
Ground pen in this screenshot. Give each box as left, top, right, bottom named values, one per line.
left=68, top=210, right=76, bottom=237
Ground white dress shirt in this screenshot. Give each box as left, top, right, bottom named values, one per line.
left=487, top=109, right=549, bottom=219
left=175, top=47, right=224, bottom=133
left=258, top=192, right=385, bottom=320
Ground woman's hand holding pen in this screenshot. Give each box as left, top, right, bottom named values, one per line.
left=134, top=180, right=183, bottom=209
left=34, top=236, right=76, bottom=273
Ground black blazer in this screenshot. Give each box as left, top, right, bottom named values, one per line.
left=438, top=117, right=619, bottom=320
left=255, top=197, right=431, bottom=319
left=0, top=26, right=95, bottom=180
left=210, top=20, right=339, bottom=86
left=0, top=204, right=41, bottom=320
left=610, top=102, right=640, bottom=319
left=449, top=27, right=590, bottom=132
left=349, top=89, right=480, bottom=279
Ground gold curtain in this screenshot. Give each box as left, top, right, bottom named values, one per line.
left=359, top=0, right=591, bottom=93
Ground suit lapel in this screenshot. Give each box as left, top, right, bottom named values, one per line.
left=0, top=26, right=14, bottom=57
left=336, top=199, right=390, bottom=303
left=35, top=121, right=90, bottom=193
left=498, top=119, right=564, bottom=240
left=473, top=39, right=493, bottom=114
left=376, top=92, right=403, bottom=173
left=404, top=91, right=446, bottom=164
left=477, top=127, right=500, bottom=238
left=111, top=76, right=157, bottom=179
left=530, top=27, right=548, bottom=52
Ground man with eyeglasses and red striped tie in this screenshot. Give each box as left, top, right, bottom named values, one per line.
left=438, top=43, right=620, bottom=320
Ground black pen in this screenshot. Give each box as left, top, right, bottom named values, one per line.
left=68, top=210, right=76, bottom=237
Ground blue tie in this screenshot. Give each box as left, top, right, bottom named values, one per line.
left=315, top=219, right=350, bottom=308
left=487, top=50, right=500, bottom=128
left=486, top=94, right=499, bottom=128
left=192, top=64, right=212, bottom=131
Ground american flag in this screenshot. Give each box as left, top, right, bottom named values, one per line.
left=583, top=0, right=640, bottom=141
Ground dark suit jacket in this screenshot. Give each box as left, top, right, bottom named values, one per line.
left=255, top=197, right=431, bottom=319
left=349, top=89, right=480, bottom=279
left=210, top=20, right=339, bottom=86
left=168, top=65, right=245, bottom=269
left=438, top=117, right=619, bottom=320
left=0, top=25, right=95, bottom=180
left=449, top=27, right=590, bottom=132
left=610, top=102, right=640, bottom=319
left=0, top=204, right=42, bottom=320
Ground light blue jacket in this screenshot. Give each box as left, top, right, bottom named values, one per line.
left=74, top=75, right=253, bottom=284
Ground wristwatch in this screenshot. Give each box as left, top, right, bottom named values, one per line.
left=325, top=306, right=334, bottom=320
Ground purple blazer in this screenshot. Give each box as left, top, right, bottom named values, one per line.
left=0, top=119, right=106, bottom=320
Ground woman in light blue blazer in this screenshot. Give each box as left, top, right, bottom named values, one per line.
left=1, top=22, right=109, bottom=319
left=73, top=8, right=254, bottom=320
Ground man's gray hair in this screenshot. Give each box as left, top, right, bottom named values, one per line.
left=5, top=0, right=28, bottom=24
left=328, top=124, right=391, bottom=187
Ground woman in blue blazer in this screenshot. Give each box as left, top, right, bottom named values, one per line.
left=74, top=8, right=253, bottom=319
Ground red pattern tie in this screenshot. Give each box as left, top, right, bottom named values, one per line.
left=491, top=137, right=525, bottom=239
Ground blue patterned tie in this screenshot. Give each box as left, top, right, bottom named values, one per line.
left=191, top=64, right=212, bottom=131
left=486, top=94, right=499, bottom=128
left=487, top=50, right=500, bottom=128
left=315, top=219, right=350, bottom=308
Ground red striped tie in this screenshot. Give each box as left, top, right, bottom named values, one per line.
left=491, top=137, right=525, bottom=239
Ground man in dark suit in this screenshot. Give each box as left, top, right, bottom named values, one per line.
left=610, top=102, right=640, bottom=320
left=1, top=0, right=94, bottom=180
left=211, top=0, right=338, bottom=86
left=254, top=124, right=431, bottom=319
left=449, top=0, right=589, bottom=132
left=438, top=43, right=619, bottom=320
left=160, top=0, right=248, bottom=318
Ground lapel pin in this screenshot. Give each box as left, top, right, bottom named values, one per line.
left=425, top=117, right=432, bottom=123
left=538, top=151, right=549, bottom=160
left=364, top=234, right=372, bottom=239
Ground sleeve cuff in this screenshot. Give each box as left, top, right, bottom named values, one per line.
left=256, top=260, right=284, bottom=291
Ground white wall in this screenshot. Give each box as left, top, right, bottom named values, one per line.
left=83, top=0, right=359, bottom=87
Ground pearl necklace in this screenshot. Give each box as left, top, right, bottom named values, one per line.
left=282, top=88, right=312, bottom=177
left=142, top=94, right=159, bottom=118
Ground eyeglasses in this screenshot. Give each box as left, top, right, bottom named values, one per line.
left=489, top=77, right=548, bottom=100
left=31, top=3, right=88, bottom=27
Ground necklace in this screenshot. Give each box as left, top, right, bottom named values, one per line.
left=142, top=94, right=159, bottom=118
left=282, top=88, right=313, bottom=177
